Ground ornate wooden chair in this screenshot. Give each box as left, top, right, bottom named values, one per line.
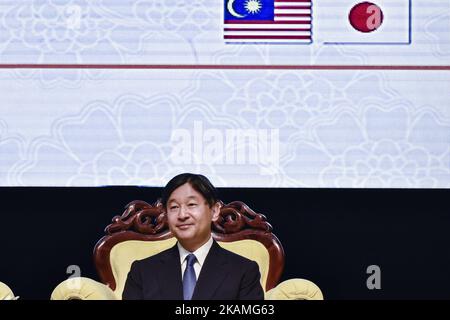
left=51, top=200, right=323, bottom=300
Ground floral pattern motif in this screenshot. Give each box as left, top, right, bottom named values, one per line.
left=3, top=68, right=449, bottom=188
left=1, top=1, right=449, bottom=187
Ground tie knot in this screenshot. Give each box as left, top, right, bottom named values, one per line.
left=186, top=254, right=197, bottom=267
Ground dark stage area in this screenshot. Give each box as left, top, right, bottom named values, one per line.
left=1, top=187, right=449, bottom=299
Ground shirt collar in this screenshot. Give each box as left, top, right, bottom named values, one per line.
left=178, top=236, right=214, bottom=267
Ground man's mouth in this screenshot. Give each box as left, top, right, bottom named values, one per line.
left=177, top=224, right=193, bottom=230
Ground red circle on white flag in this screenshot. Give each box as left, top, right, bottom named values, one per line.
left=349, top=2, right=384, bottom=33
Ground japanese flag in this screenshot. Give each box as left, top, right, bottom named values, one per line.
left=314, top=0, right=411, bottom=44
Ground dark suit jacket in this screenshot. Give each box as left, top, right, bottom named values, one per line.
left=122, top=240, right=264, bottom=300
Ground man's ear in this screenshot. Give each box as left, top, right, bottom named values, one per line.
left=211, top=202, right=221, bottom=222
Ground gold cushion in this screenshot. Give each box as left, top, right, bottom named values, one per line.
left=109, top=239, right=270, bottom=297
left=265, top=279, right=324, bottom=300
left=51, top=277, right=117, bottom=300
left=0, top=282, right=15, bottom=300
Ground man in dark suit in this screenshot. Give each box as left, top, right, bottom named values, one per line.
left=122, top=173, right=264, bottom=300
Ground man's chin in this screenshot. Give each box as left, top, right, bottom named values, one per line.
left=174, top=230, right=195, bottom=240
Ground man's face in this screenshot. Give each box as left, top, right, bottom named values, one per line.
left=166, top=182, right=220, bottom=251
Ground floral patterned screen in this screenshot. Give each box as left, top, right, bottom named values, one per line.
left=0, top=1, right=449, bottom=187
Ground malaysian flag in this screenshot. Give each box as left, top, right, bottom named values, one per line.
left=224, top=0, right=312, bottom=43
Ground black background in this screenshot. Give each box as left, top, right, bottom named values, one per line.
left=1, top=187, right=449, bottom=299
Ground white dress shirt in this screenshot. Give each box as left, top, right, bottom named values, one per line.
left=177, top=236, right=214, bottom=280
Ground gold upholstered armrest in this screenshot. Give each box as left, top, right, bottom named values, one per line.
left=51, top=277, right=118, bottom=300
left=0, top=281, right=17, bottom=300
left=265, top=279, right=324, bottom=300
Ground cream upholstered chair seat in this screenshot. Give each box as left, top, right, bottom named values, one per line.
left=51, top=200, right=323, bottom=300
left=0, top=282, right=17, bottom=300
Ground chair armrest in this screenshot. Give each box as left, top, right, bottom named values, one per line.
left=51, top=277, right=118, bottom=300
left=0, top=281, right=17, bottom=300
left=265, top=278, right=324, bottom=300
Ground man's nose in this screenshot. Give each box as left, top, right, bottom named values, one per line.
left=178, top=205, right=189, bottom=219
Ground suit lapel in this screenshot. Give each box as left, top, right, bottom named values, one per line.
left=158, top=245, right=183, bottom=299
left=192, top=241, right=229, bottom=300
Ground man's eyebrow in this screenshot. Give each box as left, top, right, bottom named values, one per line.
left=167, top=199, right=178, bottom=205
left=168, top=195, right=199, bottom=203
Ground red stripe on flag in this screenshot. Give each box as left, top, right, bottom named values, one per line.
left=224, top=28, right=311, bottom=31
left=224, top=35, right=311, bottom=39
left=275, top=13, right=311, bottom=17
left=274, top=0, right=311, bottom=2
left=275, top=5, right=311, bottom=9
left=224, top=20, right=311, bottom=24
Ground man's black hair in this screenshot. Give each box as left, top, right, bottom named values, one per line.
left=161, top=173, right=219, bottom=208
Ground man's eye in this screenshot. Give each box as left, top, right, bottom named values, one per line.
left=188, top=203, right=197, bottom=207
left=170, top=205, right=179, bottom=210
